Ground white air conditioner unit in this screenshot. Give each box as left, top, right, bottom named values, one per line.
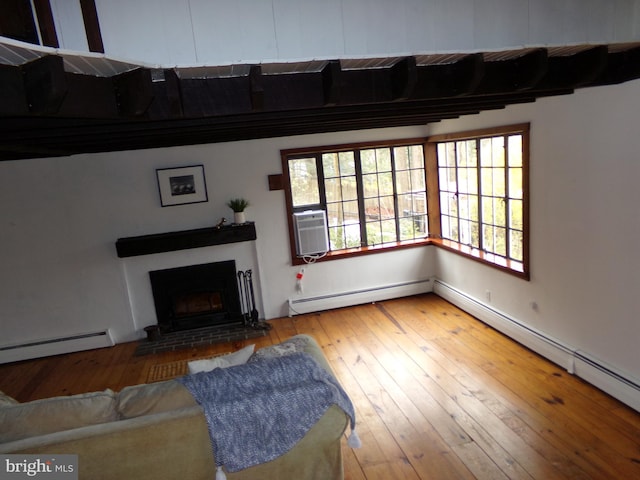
left=293, top=210, right=329, bottom=256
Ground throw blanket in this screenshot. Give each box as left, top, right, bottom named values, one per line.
left=177, top=352, right=358, bottom=476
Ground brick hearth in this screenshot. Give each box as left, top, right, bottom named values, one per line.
left=134, top=323, right=270, bottom=356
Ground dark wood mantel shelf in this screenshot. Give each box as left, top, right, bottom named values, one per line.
left=115, top=222, right=256, bottom=258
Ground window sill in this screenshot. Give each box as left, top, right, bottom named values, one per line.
left=292, top=238, right=431, bottom=265
left=291, top=237, right=529, bottom=280
left=429, top=239, right=529, bottom=280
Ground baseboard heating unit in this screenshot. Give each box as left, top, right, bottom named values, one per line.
left=433, top=279, right=640, bottom=412
left=0, top=329, right=114, bottom=364
left=288, top=278, right=432, bottom=316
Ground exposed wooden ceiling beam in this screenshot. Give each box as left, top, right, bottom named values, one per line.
left=1, top=43, right=639, bottom=161
left=476, top=48, right=548, bottom=94
left=114, top=68, right=154, bottom=117
left=391, top=56, right=418, bottom=100
left=537, top=45, right=609, bottom=90
left=414, top=53, right=485, bottom=98
left=322, top=60, right=342, bottom=105
left=0, top=64, right=28, bottom=115
left=22, top=55, right=67, bottom=115
left=599, top=45, right=640, bottom=85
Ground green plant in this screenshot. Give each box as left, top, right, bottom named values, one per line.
left=226, top=198, right=250, bottom=212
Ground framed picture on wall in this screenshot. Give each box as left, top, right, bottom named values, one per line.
left=156, top=165, right=208, bottom=207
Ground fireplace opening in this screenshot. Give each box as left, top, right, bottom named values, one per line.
left=149, top=260, right=243, bottom=332
left=174, top=291, right=223, bottom=317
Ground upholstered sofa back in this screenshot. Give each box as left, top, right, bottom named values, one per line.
left=0, top=335, right=350, bottom=480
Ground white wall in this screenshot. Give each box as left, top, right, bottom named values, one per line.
left=0, top=125, right=433, bottom=348
left=430, top=78, right=640, bottom=386
left=89, top=0, right=640, bottom=66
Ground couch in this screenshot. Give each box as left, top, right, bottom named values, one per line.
left=0, top=335, right=351, bottom=479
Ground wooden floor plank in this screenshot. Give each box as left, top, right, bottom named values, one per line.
left=361, top=302, right=561, bottom=480
left=318, top=309, right=422, bottom=479
left=380, top=298, right=604, bottom=478
left=390, top=297, right=618, bottom=477
left=334, top=309, right=476, bottom=480
left=1, top=293, right=639, bottom=480
left=388, top=295, right=637, bottom=480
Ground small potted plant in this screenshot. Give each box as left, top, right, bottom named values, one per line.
left=227, top=198, right=250, bottom=224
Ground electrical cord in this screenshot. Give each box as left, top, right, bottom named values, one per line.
left=301, top=252, right=327, bottom=264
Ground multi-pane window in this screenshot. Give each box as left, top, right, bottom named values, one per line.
left=283, top=124, right=528, bottom=276
left=284, top=141, right=428, bottom=254
left=433, top=125, right=528, bottom=273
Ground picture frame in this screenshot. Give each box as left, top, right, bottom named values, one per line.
left=156, top=165, right=208, bottom=207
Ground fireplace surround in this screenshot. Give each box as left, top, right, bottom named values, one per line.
left=149, top=260, right=243, bottom=332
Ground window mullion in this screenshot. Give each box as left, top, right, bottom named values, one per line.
left=354, top=150, right=367, bottom=247
left=390, top=147, right=401, bottom=241
left=454, top=142, right=462, bottom=244
left=476, top=138, right=483, bottom=252
left=503, top=134, right=510, bottom=259
left=316, top=153, right=327, bottom=207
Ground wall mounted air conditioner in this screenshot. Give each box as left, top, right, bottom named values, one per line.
left=293, top=210, right=329, bottom=256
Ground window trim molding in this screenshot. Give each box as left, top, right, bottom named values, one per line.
left=281, top=124, right=530, bottom=279
left=426, top=123, right=530, bottom=280
left=281, top=137, right=429, bottom=265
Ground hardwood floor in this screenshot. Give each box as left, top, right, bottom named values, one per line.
left=1, top=294, right=639, bottom=479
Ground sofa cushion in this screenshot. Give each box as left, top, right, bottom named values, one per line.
left=117, top=380, right=197, bottom=419
left=187, top=344, right=255, bottom=374
left=0, top=391, right=19, bottom=407
left=250, top=335, right=310, bottom=361
left=0, top=390, right=117, bottom=443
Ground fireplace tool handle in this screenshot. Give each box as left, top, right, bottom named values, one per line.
left=237, top=271, right=250, bottom=325
left=246, top=270, right=260, bottom=324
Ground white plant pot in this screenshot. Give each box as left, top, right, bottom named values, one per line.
left=234, top=211, right=246, bottom=224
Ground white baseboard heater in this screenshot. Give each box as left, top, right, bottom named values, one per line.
left=433, top=279, right=640, bottom=412
left=0, top=329, right=114, bottom=364
left=288, top=278, right=432, bottom=316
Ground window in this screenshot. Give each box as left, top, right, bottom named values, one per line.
left=283, top=140, right=429, bottom=261
left=427, top=124, right=529, bottom=276
left=282, top=124, right=529, bottom=278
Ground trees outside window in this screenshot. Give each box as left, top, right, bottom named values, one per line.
left=283, top=124, right=529, bottom=278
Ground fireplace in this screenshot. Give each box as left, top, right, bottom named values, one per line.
left=149, top=260, right=243, bottom=332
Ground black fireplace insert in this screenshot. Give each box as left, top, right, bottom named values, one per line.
left=149, top=260, right=243, bottom=332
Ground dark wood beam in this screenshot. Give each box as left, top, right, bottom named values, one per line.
left=113, top=68, right=154, bottom=117
left=32, top=0, right=58, bottom=47
left=340, top=68, right=393, bottom=104
left=0, top=64, right=28, bottom=115
left=322, top=60, right=342, bottom=105
left=599, top=45, right=640, bottom=85
left=537, top=46, right=609, bottom=90
left=181, top=76, right=253, bottom=117
left=250, top=65, right=264, bottom=111
left=476, top=48, right=548, bottom=94
left=58, top=72, right=117, bottom=117
left=21, top=55, right=67, bottom=114
left=79, top=0, right=104, bottom=53
left=2, top=43, right=640, bottom=161
left=0, top=0, right=39, bottom=44
left=414, top=53, right=485, bottom=99
left=391, top=56, right=418, bottom=100
left=147, top=69, right=183, bottom=119
left=262, top=72, right=324, bottom=111
left=0, top=89, right=569, bottom=160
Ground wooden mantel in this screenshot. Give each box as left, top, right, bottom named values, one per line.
left=115, top=222, right=256, bottom=258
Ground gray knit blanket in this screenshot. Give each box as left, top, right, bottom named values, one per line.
left=177, top=352, right=357, bottom=473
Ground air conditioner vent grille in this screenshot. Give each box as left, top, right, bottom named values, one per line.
left=293, top=210, right=329, bottom=256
